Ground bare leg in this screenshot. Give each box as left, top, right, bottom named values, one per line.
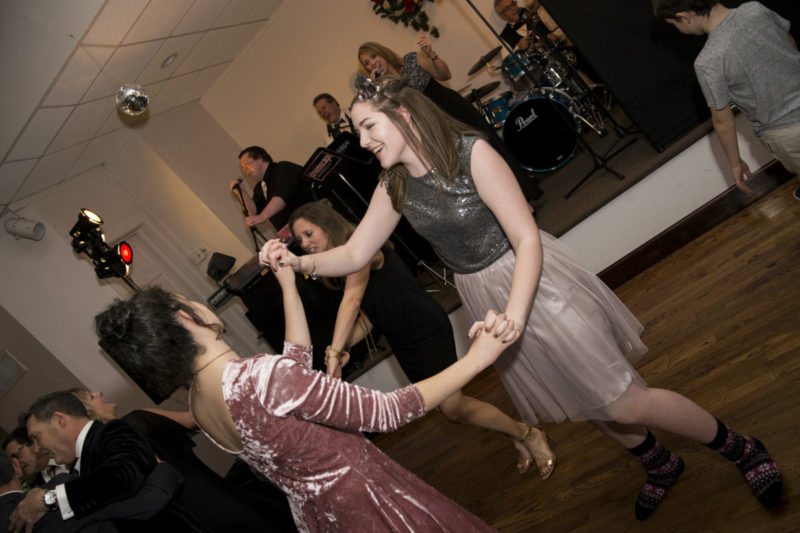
left=598, top=383, right=718, bottom=445
left=438, top=390, right=555, bottom=477
left=591, top=384, right=781, bottom=518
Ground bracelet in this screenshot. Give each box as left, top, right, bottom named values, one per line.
left=303, top=257, right=318, bottom=280
left=326, top=347, right=343, bottom=361
left=428, top=52, right=438, bottom=61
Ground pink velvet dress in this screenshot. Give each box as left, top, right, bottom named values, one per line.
left=199, top=342, right=494, bottom=533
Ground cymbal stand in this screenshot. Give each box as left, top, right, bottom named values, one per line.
left=464, top=0, right=637, bottom=198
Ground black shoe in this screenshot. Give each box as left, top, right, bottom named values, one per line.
left=793, top=186, right=800, bottom=201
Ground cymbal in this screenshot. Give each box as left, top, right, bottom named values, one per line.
left=464, top=81, right=501, bottom=102
left=467, top=46, right=502, bottom=76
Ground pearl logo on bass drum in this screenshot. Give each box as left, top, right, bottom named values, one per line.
left=514, top=107, right=539, bottom=132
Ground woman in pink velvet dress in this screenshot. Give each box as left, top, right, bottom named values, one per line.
left=94, top=263, right=511, bottom=532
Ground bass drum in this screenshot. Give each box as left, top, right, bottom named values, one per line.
left=502, top=89, right=578, bottom=173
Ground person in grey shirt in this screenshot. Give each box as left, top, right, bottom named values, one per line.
left=654, top=0, right=800, bottom=197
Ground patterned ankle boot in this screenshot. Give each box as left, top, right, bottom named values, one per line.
left=707, top=418, right=782, bottom=508
left=628, top=430, right=685, bottom=520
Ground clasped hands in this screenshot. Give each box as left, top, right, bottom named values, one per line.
left=469, top=310, right=522, bottom=345
left=260, top=238, right=299, bottom=271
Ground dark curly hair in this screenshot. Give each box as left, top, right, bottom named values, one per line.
left=94, top=287, right=221, bottom=403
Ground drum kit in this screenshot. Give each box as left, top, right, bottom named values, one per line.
left=465, top=36, right=610, bottom=173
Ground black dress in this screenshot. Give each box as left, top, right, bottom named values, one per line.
left=360, top=247, right=456, bottom=382
left=123, top=410, right=297, bottom=532
left=402, top=52, right=542, bottom=200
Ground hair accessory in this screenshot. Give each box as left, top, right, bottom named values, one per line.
left=355, top=75, right=380, bottom=101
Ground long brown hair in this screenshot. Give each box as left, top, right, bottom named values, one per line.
left=351, top=76, right=481, bottom=211
left=290, top=201, right=391, bottom=290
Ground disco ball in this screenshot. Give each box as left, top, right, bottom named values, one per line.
left=116, top=84, right=149, bottom=116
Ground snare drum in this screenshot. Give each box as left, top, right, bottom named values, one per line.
left=502, top=88, right=578, bottom=173
left=481, top=91, right=513, bottom=129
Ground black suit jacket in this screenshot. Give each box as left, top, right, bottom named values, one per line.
left=63, top=420, right=208, bottom=532
left=63, top=420, right=157, bottom=518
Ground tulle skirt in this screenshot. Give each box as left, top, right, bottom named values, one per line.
left=454, top=231, right=648, bottom=424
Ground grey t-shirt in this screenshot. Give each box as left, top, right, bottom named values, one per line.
left=694, top=2, right=800, bottom=135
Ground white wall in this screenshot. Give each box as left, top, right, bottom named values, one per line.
left=135, top=101, right=259, bottom=251
left=203, top=0, right=510, bottom=163
left=561, top=113, right=774, bottom=273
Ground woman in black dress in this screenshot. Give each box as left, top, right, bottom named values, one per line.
left=288, top=200, right=555, bottom=479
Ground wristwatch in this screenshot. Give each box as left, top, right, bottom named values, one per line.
left=42, top=489, right=58, bottom=510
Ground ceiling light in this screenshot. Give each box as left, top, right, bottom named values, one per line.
left=161, top=52, right=178, bottom=69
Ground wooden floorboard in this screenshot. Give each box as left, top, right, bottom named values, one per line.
left=372, top=180, right=800, bottom=532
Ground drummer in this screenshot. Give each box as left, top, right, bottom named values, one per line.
left=495, top=0, right=600, bottom=89
left=495, top=0, right=549, bottom=53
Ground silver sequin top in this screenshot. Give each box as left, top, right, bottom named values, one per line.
left=403, top=52, right=431, bottom=91
left=395, top=135, right=511, bottom=273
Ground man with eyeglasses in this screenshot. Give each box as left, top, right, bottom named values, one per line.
left=2, top=428, right=66, bottom=490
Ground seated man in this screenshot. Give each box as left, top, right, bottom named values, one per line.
left=495, top=0, right=551, bottom=52
left=3, top=428, right=67, bottom=490
left=494, top=0, right=599, bottom=89
left=1, top=453, right=70, bottom=533
left=313, top=93, right=354, bottom=145
left=654, top=0, right=800, bottom=197
left=230, top=146, right=313, bottom=239
left=9, top=391, right=203, bottom=532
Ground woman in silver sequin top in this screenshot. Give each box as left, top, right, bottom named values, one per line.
left=261, top=76, right=783, bottom=520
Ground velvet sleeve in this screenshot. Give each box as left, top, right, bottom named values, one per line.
left=248, top=348, right=427, bottom=434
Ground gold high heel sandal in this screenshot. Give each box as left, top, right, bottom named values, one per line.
left=516, top=424, right=557, bottom=480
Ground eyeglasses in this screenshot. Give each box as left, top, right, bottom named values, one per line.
left=499, top=0, right=518, bottom=14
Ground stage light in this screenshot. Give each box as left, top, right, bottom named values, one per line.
left=118, top=242, right=133, bottom=264
left=93, top=241, right=133, bottom=280
left=69, top=209, right=105, bottom=254
left=69, top=210, right=139, bottom=291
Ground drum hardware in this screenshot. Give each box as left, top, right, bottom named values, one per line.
left=463, top=81, right=501, bottom=103
left=467, top=46, right=503, bottom=76
left=463, top=0, right=638, bottom=197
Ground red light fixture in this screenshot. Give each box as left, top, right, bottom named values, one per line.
left=118, top=242, right=133, bottom=264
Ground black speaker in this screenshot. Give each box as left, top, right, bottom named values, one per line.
left=207, top=252, right=236, bottom=282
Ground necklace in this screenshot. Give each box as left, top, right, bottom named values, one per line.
left=192, top=348, right=233, bottom=391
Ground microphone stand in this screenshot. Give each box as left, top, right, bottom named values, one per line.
left=233, top=180, right=269, bottom=254
left=464, top=0, right=636, bottom=198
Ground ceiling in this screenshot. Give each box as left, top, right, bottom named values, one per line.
left=0, top=0, right=283, bottom=212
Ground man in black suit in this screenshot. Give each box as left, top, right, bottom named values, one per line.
left=3, top=427, right=69, bottom=490
left=1, top=452, right=68, bottom=532
left=9, top=391, right=204, bottom=533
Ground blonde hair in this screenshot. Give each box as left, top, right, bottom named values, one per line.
left=357, top=42, right=404, bottom=75
left=351, top=76, right=481, bottom=211
left=68, top=388, right=104, bottom=422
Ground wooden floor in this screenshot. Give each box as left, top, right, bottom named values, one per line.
left=372, top=180, right=800, bottom=532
